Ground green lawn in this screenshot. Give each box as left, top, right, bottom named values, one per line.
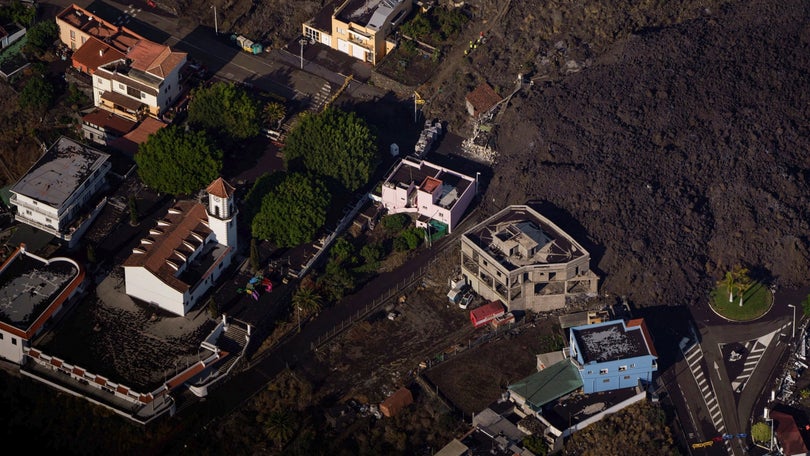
left=710, top=281, right=772, bottom=321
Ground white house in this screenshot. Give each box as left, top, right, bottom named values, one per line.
left=123, top=178, right=238, bottom=316
left=92, top=38, right=187, bottom=120
left=9, top=136, right=111, bottom=248
left=0, top=244, right=85, bottom=365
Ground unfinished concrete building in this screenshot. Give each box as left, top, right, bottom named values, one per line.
left=460, top=205, right=599, bottom=312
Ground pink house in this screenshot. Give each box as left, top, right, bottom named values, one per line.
left=378, top=157, right=477, bottom=234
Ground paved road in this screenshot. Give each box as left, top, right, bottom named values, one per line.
left=46, top=0, right=387, bottom=104
left=663, top=286, right=810, bottom=456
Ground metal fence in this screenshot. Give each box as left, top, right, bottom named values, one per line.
left=312, top=265, right=429, bottom=349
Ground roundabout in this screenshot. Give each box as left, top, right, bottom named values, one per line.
left=709, top=281, right=774, bottom=322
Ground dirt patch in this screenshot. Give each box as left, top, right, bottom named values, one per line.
left=424, top=315, right=563, bottom=416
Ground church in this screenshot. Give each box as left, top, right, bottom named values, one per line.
left=123, top=178, right=238, bottom=316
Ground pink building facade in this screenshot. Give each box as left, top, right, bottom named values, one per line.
left=379, top=157, right=477, bottom=234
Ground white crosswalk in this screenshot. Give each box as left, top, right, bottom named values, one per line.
left=730, top=330, right=778, bottom=392
left=682, top=341, right=733, bottom=455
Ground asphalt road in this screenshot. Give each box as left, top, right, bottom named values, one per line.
left=663, top=287, right=810, bottom=456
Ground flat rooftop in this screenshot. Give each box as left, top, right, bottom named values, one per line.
left=336, top=0, right=404, bottom=29
left=385, top=158, right=474, bottom=209
left=10, top=136, right=110, bottom=208
left=0, top=250, right=79, bottom=331
left=542, top=387, right=640, bottom=434
left=463, top=205, right=586, bottom=271
left=572, top=321, right=649, bottom=363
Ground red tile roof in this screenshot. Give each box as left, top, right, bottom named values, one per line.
left=465, top=82, right=502, bottom=116
left=206, top=178, right=235, bottom=199
left=110, top=117, right=167, bottom=155
left=420, top=176, right=442, bottom=193
left=123, top=200, right=211, bottom=292
left=772, top=410, right=810, bottom=456
left=71, top=36, right=125, bottom=73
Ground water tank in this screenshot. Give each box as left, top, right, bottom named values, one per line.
left=390, top=143, right=399, bottom=156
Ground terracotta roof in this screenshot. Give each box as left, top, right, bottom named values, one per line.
left=110, top=117, right=167, bottom=155
left=772, top=410, right=810, bottom=456
left=71, top=36, right=125, bottom=72
left=420, top=176, right=442, bottom=193
left=123, top=200, right=211, bottom=293
left=380, top=387, right=413, bottom=417
left=81, top=109, right=137, bottom=136
left=465, top=82, right=502, bottom=116
left=128, top=40, right=186, bottom=78
left=206, top=178, right=236, bottom=199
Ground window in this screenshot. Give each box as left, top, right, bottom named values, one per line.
left=127, top=86, right=142, bottom=99
left=630, top=363, right=635, bottom=368
left=603, top=379, right=610, bottom=383
left=25, top=209, right=31, bottom=215
left=599, top=368, right=608, bottom=375
left=45, top=218, right=51, bottom=223
left=119, top=83, right=124, bottom=90
left=624, top=375, right=631, bottom=380
left=81, top=36, right=86, bottom=44
left=70, top=30, right=75, bottom=39
left=587, top=370, right=593, bottom=375
left=618, top=365, right=627, bottom=372
left=12, top=338, right=17, bottom=345
left=0, top=333, right=3, bottom=339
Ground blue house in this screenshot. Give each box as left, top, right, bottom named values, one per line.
left=569, top=318, right=658, bottom=393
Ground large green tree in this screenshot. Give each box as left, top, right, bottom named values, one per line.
left=188, top=81, right=260, bottom=140
left=19, top=76, right=55, bottom=111
left=135, top=126, right=222, bottom=195
left=24, top=20, right=59, bottom=55
left=283, top=107, right=377, bottom=192
left=251, top=173, right=330, bottom=247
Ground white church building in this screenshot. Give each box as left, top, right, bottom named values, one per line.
left=123, top=178, right=238, bottom=316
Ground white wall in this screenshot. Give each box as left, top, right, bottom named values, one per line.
left=0, top=329, right=25, bottom=364
left=124, top=266, right=186, bottom=316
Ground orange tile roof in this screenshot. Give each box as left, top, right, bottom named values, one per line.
left=128, top=40, right=187, bottom=78
left=72, top=36, right=125, bottom=72
left=465, top=82, right=502, bottom=116
left=206, top=178, right=235, bottom=199
left=123, top=200, right=211, bottom=293
left=420, top=176, right=442, bottom=193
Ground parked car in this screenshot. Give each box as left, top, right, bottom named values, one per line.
left=459, top=290, right=474, bottom=309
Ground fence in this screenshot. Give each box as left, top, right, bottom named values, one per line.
left=312, top=265, right=428, bottom=349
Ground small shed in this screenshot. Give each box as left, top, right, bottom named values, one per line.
left=380, top=386, right=414, bottom=417
left=465, top=82, right=502, bottom=117
left=470, top=301, right=505, bottom=328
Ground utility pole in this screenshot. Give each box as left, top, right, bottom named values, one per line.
left=211, top=5, right=218, bottom=35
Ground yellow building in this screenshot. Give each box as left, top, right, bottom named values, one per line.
left=303, top=0, right=412, bottom=65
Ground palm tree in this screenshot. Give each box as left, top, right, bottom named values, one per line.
left=292, top=286, right=322, bottom=332
left=719, top=270, right=736, bottom=303
left=264, top=409, right=295, bottom=450
left=264, top=101, right=286, bottom=129
left=732, top=265, right=752, bottom=306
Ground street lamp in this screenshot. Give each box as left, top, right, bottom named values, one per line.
left=299, top=37, right=312, bottom=70
left=211, top=5, right=218, bottom=35
left=789, top=304, right=797, bottom=339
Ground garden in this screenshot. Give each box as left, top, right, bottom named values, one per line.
left=709, top=266, right=773, bottom=321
